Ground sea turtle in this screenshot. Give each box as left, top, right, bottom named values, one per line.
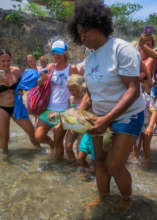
left=48, top=108, right=95, bottom=133
left=48, top=108, right=113, bottom=152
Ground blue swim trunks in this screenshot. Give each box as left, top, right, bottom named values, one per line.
left=79, top=134, right=95, bottom=160
left=110, top=111, right=144, bottom=137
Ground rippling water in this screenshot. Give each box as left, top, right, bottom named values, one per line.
left=0, top=119, right=157, bottom=220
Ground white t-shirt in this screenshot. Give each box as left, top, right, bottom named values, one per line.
left=47, top=64, right=71, bottom=112
left=84, top=37, right=145, bottom=120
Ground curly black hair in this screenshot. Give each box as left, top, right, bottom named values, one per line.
left=67, top=0, right=113, bottom=44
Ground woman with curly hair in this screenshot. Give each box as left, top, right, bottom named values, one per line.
left=67, top=0, right=145, bottom=211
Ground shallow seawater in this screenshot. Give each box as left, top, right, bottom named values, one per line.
left=0, top=119, right=157, bottom=220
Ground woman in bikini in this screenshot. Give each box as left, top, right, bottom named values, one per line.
left=0, top=49, right=38, bottom=154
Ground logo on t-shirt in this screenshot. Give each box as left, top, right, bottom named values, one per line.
left=86, top=64, right=103, bottom=81
left=51, top=73, right=67, bottom=86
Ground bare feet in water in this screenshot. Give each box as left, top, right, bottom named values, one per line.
left=84, top=194, right=110, bottom=209
left=2, top=148, right=9, bottom=155
left=143, top=158, right=151, bottom=169
left=112, top=198, right=132, bottom=212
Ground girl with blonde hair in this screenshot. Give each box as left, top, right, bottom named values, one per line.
left=65, top=74, right=86, bottom=162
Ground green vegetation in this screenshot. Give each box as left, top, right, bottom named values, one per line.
left=11, top=0, right=75, bottom=22
left=24, top=1, right=49, bottom=20
left=6, top=1, right=24, bottom=27
left=108, top=2, right=157, bottom=42
left=6, top=10, right=24, bottom=27
left=111, top=2, right=142, bottom=22
left=42, top=0, right=75, bottom=21
left=9, top=0, right=157, bottom=42
left=32, top=46, right=43, bottom=60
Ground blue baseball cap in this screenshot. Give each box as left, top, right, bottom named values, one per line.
left=50, top=40, right=68, bottom=54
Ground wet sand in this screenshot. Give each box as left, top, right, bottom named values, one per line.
left=0, top=119, right=157, bottom=220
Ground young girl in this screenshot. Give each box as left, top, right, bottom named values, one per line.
left=65, top=74, right=86, bottom=161
left=78, top=133, right=95, bottom=174
left=66, top=74, right=95, bottom=173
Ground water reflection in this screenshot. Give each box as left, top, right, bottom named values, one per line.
left=0, top=120, right=157, bottom=219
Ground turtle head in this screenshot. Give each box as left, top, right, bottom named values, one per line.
left=48, top=112, right=60, bottom=125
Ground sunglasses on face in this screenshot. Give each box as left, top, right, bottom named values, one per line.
left=51, top=51, right=64, bottom=56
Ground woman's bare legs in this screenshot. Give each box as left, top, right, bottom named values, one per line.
left=53, top=123, right=66, bottom=161
left=84, top=136, right=110, bottom=209
left=65, top=130, right=78, bottom=161
left=134, top=133, right=143, bottom=159
left=106, top=133, right=137, bottom=211
left=15, top=118, right=40, bottom=147
left=34, top=120, right=54, bottom=151
left=0, top=108, right=10, bottom=154
left=93, top=136, right=111, bottom=199
left=142, top=133, right=152, bottom=168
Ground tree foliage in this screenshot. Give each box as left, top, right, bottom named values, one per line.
left=5, top=10, right=24, bottom=27
left=12, top=0, right=75, bottom=21
left=6, top=0, right=24, bottom=26
left=145, top=13, right=157, bottom=35
left=110, top=3, right=142, bottom=23
left=9, top=0, right=157, bottom=42
left=24, top=1, right=49, bottom=19
left=44, top=0, right=75, bottom=21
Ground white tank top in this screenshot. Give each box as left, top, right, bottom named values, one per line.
left=47, top=64, right=71, bottom=111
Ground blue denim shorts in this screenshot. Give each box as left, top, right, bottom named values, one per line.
left=110, top=111, right=144, bottom=137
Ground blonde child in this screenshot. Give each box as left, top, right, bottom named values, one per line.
left=65, top=74, right=86, bottom=162
left=66, top=74, right=95, bottom=174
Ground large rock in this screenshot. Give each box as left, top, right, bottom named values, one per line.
left=0, top=9, right=83, bottom=71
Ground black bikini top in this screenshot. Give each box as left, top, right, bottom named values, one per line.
left=0, top=78, right=20, bottom=93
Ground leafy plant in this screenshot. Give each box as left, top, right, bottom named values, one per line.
left=5, top=10, right=24, bottom=27
left=110, top=3, right=142, bottom=25
left=5, top=0, right=24, bottom=26
left=42, top=0, right=75, bottom=21
left=24, top=1, right=49, bottom=20
left=32, top=46, right=43, bottom=60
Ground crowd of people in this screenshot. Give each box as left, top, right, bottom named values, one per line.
left=0, top=0, right=157, bottom=212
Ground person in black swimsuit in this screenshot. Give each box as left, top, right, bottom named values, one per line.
left=0, top=49, right=39, bottom=154
left=0, top=80, right=20, bottom=115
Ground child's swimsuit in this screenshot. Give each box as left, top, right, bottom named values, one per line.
left=79, top=133, right=95, bottom=160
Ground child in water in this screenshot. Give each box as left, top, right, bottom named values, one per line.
left=65, top=74, right=86, bottom=162
left=78, top=133, right=95, bottom=174
left=66, top=74, right=95, bottom=173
